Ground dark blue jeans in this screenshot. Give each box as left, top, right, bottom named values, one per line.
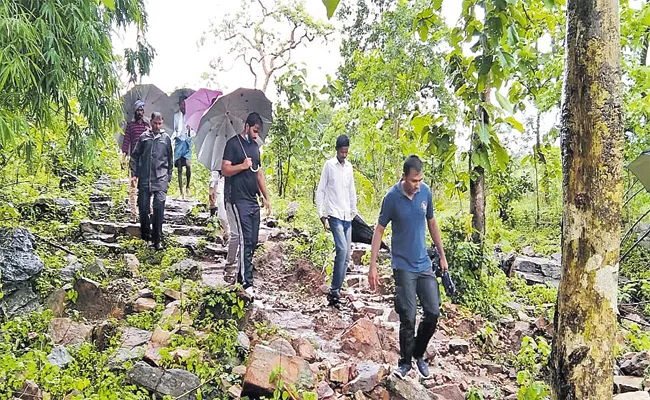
left=329, top=217, right=352, bottom=298
left=393, top=268, right=440, bottom=366
left=231, top=200, right=260, bottom=289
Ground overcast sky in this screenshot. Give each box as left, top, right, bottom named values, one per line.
left=114, top=0, right=462, bottom=101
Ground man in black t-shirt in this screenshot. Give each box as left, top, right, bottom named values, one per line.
left=222, top=112, right=271, bottom=295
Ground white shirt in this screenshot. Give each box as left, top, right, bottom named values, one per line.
left=316, top=157, right=358, bottom=221
left=172, top=111, right=192, bottom=141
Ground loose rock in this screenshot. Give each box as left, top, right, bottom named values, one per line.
left=242, top=344, right=315, bottom=397
left=48, top=318, right=93, bottom=345
left=47, top=346, right=73, bottom=368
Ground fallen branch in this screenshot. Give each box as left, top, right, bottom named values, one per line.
left=34, top=234, right=75, bottom=256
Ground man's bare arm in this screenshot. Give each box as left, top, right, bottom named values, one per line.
left=368, top=224, right=386, bottom=291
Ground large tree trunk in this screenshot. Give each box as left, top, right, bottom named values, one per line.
left=551, top=0, right=623, bottom=398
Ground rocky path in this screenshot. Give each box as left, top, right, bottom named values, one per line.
left=11, top=177, right=647, bottom=400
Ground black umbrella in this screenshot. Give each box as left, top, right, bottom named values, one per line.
left=351, top=215, right=389, bottom=250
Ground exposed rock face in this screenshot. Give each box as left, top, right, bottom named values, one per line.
left=511, top=256, right=561, bottom=287
left=128, top=361, right=201, bottom=400
left=0, top=228, right=44, bottom=317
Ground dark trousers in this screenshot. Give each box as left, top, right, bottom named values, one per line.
left=231, top=200, right=260, bottom=288
left=138, top=189, right=166, bottom=244
left=393, top=268, right=440, bottom=366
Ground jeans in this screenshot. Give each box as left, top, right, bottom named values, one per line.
left=225, top=201, right=240, bottom=265
left=329, top=217, right=352, bottom=298
left=230, top=200, right=260, bottom=288
left=393, top=268, right=440, bottom=366
left=138, top=189, right=166, bottom=245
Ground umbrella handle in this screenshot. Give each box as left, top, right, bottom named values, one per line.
left=237, top=135, right=260, bottom=173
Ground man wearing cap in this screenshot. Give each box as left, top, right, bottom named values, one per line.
left=122, top=100, right=150, bottom=221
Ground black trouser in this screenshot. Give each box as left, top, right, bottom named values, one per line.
left=138, top=189, right=166, bottom=244
left=393, top=268, right=440, bottom=366
left=231, top=200, right=260, bottom=288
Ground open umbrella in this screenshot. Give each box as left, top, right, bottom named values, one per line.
left=170, top=88, right=196, bottom=113
left=121, top=84, right=175, bottom=133
left=194, top=88, right=272, bottom=171
left=185, top=88, right=223, bottom=132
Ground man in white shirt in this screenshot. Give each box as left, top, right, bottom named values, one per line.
left=316, top=134, right=358, bottom=309
left=172, top=96, right=194, bottom=198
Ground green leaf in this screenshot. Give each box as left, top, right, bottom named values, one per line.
left=490, top=137, right=510, bottom=170
left=411, top=115, right=431, bottom=134
left=322, top=0, right=340, bottom=19
left=506, top=116, right=524, bottom=133
left=477, top=123, right=491, bottom=145
left=507, top=26, right=519, bottom=46
left=542, top=0, right=555, bottom=8
left=101, top=0, right=115, bottom=10
left=472, top=149, right=492, bottom=173
left=418, top=21, right=429, bottom=42
left=495, top=91, right=514, bottom=114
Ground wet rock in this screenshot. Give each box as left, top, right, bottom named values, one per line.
left=620, top=352, right=650, bottom=377
left=522, top=246, right=535, bottom=257
left=615, top=376, right=644, bottom=393
left=341, top=317, right=383, bottom=361
left=385, top=374, right=432, bottom=400
left=60, top=258, right=84, bottom=281
left=47, top=345, right=73, bottom=368
left=45, top=288, right=67, bottom=317
left=430, top=383, right=464, bottom=400
left=342, top=362, right=386, bottom=394
left=48, top=318, right=93, bottom=345
left=448, top=338, right=470, bottom=354
left=237, top=331, right=250, bottom=351
left=513, top=256, right=560, bottom=287
left=0, top=228, right=44, bottom=317
left=318, top=380, right=335, bottom=398
left=73, top=277, right=125, bottom=320
left=134, top=297, right=156, bottom=312
left=233, top=365, right=247, bottom=375
left=330, top=364, right=351, bottom=385
left=500, top=250, right=517, bottom=275
left=121, top=327, right=152, bottom=349
left=15, top=380, right=44, bottom=400
left=172, top=259, right=200, bottom=280
left=128, top=361, right=201, bottom=400
left=242, top=344, right=315, bottom=397
left=228, top=385, right=242, bottom=399
left=151, top=327, right=172, bottom=346
left=269, top=337, right=297, bottom=357
left=292, top=337, right=317, bottom=362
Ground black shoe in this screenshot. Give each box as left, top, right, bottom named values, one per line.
left=415, top=358, right=430, bottom=378
left=393, top=363, right=411, bottom=379
left=154, top=242, right=163, bottom=251
left=327, top=293, right=341, bottom=309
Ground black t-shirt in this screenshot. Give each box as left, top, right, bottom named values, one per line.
left=223, top=134, right=261, bottom=204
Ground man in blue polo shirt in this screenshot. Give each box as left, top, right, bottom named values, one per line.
left=368, top=155, right=449, bottom=379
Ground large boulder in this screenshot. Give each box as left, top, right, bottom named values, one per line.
left=48, top=318, right=93, bottom=345
left=242, top=344, right=315, bottom=398
left=620, top=352, right=650, bottom=377
left=512, top=256, right=561, bottom=287
left=72, top=277, right=126, bottom=320
left=342, top=362, right=387, bottom=394
left=0, top=228, right=44, bottom=317
left=128, top=361, right=200, bottom=400
left=341, top=317, right=383, bottom=362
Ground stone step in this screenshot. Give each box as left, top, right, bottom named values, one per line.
left=81, top=220, right=209, bottom=239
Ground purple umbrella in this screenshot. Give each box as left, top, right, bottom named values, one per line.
left=185, top=88, right=222, bottom=132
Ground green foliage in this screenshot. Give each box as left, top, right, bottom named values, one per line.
left=516, top=370, right=550, bottom=400
left=267, top=366, right=317, bottom=400
left=516, top=336, right=551, bottom=376
left=490, top=160, right=534, bottom=225
left=623, top=324, right=650, bottom=352
left=0, top=0, right=153, bottom=164
left=465, top=387, right=485, bottom=400
left=509, top=277, right=557, bottom=319
left=0, top=311, right=148, bottom=399
left=476, top=322, right=499, bottom=353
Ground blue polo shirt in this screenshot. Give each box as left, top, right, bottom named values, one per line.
left=378, top=182, right=434, bottom=272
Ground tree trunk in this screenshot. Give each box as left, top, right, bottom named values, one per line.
left=470, top=88, right=490, bottom=244
left=551, top=0, right=623, bottom=398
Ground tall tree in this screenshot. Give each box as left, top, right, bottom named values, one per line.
left=0, top=0, right=153, bottom=165
left=551, top=0, right=623, bottom=398
left=203, top=0, right=333, bottom=93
